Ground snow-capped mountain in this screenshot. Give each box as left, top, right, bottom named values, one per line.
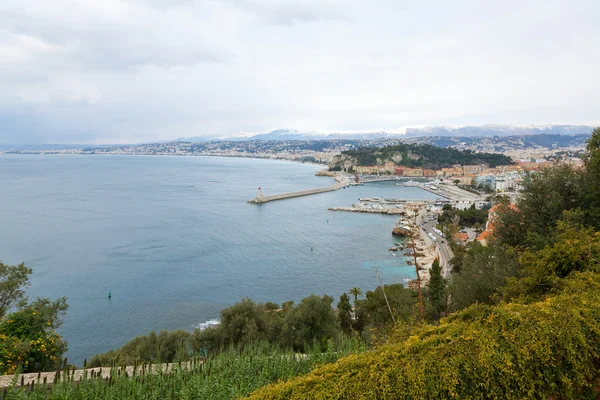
left=176, top=125, right=594, bottom=142
left=403, top=124, right=594, bottom=138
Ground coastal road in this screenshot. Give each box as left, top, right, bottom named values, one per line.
left=420, top=219, right=454, bottom=277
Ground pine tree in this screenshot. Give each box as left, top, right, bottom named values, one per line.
left=337, top=293, right=353, bottom=335
left=427, top=258, right=447, bottom=321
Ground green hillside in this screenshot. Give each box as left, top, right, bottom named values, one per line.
left=330, top=143, right=513, bottom=170
left=248, top=271, right=600, bottom=399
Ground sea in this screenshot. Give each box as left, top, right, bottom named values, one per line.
left=0, top=155, right=438, bottom=365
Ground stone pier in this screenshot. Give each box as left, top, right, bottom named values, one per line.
left=248, top=177, right=350, bottom=204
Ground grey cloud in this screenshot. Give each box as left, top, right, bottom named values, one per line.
left=223, top=0, right=352, bottom=25
left=0, top=0, right=599, bottom=144
left=1, top=5, right=233, bottom=72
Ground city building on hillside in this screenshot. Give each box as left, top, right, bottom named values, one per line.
left=516, top=161, right=539, bottom=171
left=462, top=164, right=488, bottom=175
left=474, top=174, right=497, bottom=190
left=423, top=169, right=436, bottom=177
left=443, top=176, right=472, bottom=185
left=497, top=165, right=523, bottom=173
left=356, top=161, right=397, bottom=175
left=402, top=168, right=424, bottom=177
left=441, top=167, right=464, bottom=177
left=495, top=171, right=525, bottom=192
left=356, top=165, right=379, bottom=174
left=380, top=162, right=397, bottom=174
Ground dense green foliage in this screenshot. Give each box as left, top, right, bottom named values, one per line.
left=336, top=294, right=353, bottom=335
left=358, top=284, right=417, bottom=327
left=448, top=244, right=518, bottom=311
left=445, top=127, right=600, bottom=312
left=0, top=262, right=31, bottom=319
left=6, top=340, right=365, bottom=400
left=437, top=204, right=488, bottom=228
left=502, top=221, right=600, bottom=302
left=334, top=142, right=513, bottom=169
left=494, top=127, right=600, bottom=249
left=89, top=286, right=409, bottom=368
left=425, top=259, right=446, bottom=321
left=0, top=263, right=68, bottom=375
left=246, top=128, right=600, bottom=399
left=248, top=272, right=600, bottom=399
left=190, top=295, right=339, bottom=355
left=88, top=330, right=192, bottom=368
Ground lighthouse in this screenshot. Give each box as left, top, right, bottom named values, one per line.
left=257, top=186, right=263, bottom=198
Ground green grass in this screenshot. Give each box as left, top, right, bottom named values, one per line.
left=3, top=338, right=365, bottom=400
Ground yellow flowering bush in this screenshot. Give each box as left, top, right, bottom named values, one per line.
left=0, top=300, right=67, bottom=374
left=248, top=272, right=600, bottom=400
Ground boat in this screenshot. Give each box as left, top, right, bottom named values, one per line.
left=358, top=197, right=381, bottom=202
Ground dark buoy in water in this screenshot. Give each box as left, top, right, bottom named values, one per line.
left=108, top=291, right=112, bottom=299
left=311, top=247, right=313, bottom=252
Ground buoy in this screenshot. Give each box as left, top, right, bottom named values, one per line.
left=311, top=247, right=313, bottom=252
left=108, top=291, right=112, bottom=299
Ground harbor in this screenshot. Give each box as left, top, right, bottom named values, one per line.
left=248, top=174, right=350, bottom=204
left=328, top=206, right=407, bottom=215
left=247, top=173, right=478, bottom=283
left=249, top=172, right=486, bottom=210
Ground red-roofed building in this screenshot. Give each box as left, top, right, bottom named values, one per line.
left=476, top=203, right=518, bottom=246
left=453, top=232, right=469, bottom=243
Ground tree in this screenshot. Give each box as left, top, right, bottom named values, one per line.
left=90, top=329, right=191, bottom=367
left=502, top=218, right=600, bottom=302
left=453, top=179, right=460, bottom=186
left=348, top=287, right=362, bottom=304
left=0, top=262, right=68, bottom=374
left=582, top=127, right=600, bottom=227
left=0, top=297, right=68, bottom=374
left=219, top=298, right=270, bottom=346
left=0, top=262, right=32, bottom=318
left=448, top=245, right=518, bottom=311
left=426, top=259, right=446, bottom=321
left=494, top=166, right=584, bottom=249
left=472, top=222, right=484, bottom=235
left=336, top=293, right=353, bottom=335
left=249, top=272, right=600, bottom=400
left=264, top=302, right=280, bottom=312
left=360, top=284, right=418, bottom=326
left=282, top=295, right=337, bottom=352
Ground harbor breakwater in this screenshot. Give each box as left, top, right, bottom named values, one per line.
left=248, top=176, right=350, bottom=204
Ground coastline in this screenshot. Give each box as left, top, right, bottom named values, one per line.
left=1, top=155, right=419, bottom=364
left=0, top=151, right=330, bottom=169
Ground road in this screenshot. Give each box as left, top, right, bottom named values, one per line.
left=420, top=219, right=454, bottom=277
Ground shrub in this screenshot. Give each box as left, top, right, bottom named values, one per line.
left=248, top=272, right=600, bottom=399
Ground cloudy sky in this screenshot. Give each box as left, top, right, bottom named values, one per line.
left=1, top=0, right=599, bottom=144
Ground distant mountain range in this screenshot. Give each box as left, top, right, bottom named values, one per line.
left=176, top=129, right=397, bottom=142
left=177, top=125, right=595, bottom=142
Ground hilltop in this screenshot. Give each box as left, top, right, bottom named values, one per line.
left=329, top=142, right=514, bottom=171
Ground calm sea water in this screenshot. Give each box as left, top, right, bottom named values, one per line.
left=0, top=155, right=437, bottom=364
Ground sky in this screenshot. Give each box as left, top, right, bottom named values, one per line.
left=1, top=0, right=599, bottom=144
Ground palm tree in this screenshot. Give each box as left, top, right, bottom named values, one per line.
left=349, top=287, right=363, bottom=303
